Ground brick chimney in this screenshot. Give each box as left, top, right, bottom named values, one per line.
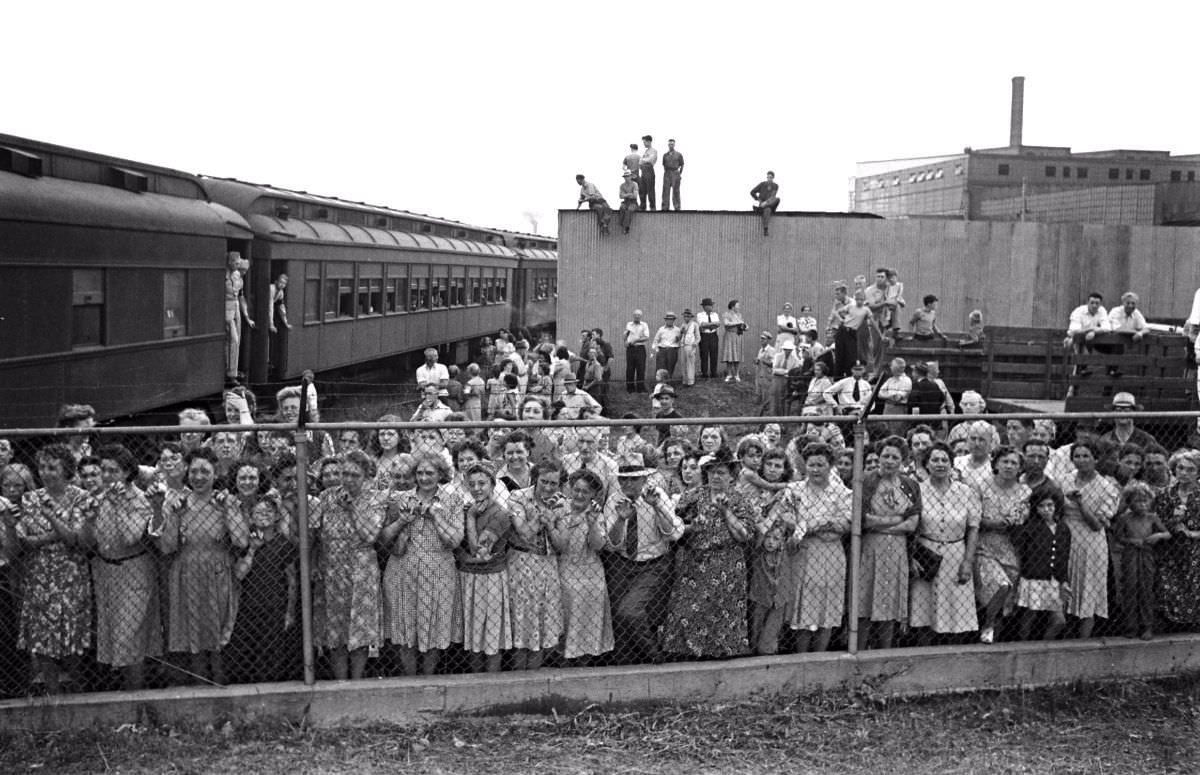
left=1009, top=76, right=1025, bottom=148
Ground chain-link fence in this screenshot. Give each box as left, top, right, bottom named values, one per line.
left=1, top=407, right=1198, bottom=696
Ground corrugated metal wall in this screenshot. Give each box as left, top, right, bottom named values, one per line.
left=558, top=211, right=1200, bottom=377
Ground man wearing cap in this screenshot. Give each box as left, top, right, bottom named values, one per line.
left=697, top=298, right=721, bottom=379
left=824, top=360, right=872, bottom=415
left=770, top=340, right=801, bottom=417
left=602, top=455, right=683, bottom=663
left=1099, top=392, right=1159, bottom=449
left=652, top=386, right=686, bottom=444
left=661, top=139, right=684, bottom=211
left=1108, top=291, right=1148, bottom=342
left=575, top=174, right=612, bottom=235
left=624, top=309, right=650, bottom=393
left=622, top=143, right=641, bottom=180
left=910, top=295, right=947, bottom=342
left=750, top=171, right=780, bottom=236
left=618, top=170, right=639, bottom=234
left=559, top=374, right=603, bottom=420
left=638, top=135, right=657, bottom=211
left=415, top=347, right=450, bottom=398
left=679, top=309, right=701, bottom=386
left=651, top=312, right=682, bottom=381
left=754, top=331, right=777, bottom=414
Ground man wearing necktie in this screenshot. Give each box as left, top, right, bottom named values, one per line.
left=697, top=297, right=721, bottom=379
left=824, top=360, right=873, bottom=415
left=601, top=458, right=683, bottom=663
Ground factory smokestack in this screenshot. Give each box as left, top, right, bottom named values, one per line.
left=1009, top=76, right=1025, bottom=148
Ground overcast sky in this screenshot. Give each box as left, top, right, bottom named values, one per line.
left=6, top=1, right=1198, bottom=236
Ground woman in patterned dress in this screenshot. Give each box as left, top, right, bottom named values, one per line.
left=373, top=417, right=410, bottom=490
left=660, top=449, right=753, bottom=658
left=454, top=463, right=513, bottom=673
left=379, top=453, right=462, bottom=676
left=721, top=299, right=746, bottom=382
left=1060, top=439, right=1118, bottom=639
left=769, top=442, right=852, bottom=653
left=312, top=449, right=384, bottom=679
left=974, top=446, right=1031, bottom=644
left=155, top=447, right=248, bottom=685
left=549, top=469, right=613, bottom=664
left=506, top=459, right=564, bottom=670
left=858, top=436, right=921, bottom=650
left=16, top=445, right=95, bottom=693
left=1155, top=449, right=1200, bottom=628
left=92, top=444, right=161, bottom=690
left=910, top=443, right=981, bottom=644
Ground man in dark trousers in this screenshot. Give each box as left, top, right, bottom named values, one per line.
left=750, top=171, right=780, bottom=236
left=623, top=143, right=641, bottom=179
left=661, top=138, right=684, bottom=210
left=696, top=297, right=721, bottom=379
left=576, top=174, right=611, bottom=235
left=618, top=170, right=639, bottom=234
left=638, top=135, right=657, bottom=211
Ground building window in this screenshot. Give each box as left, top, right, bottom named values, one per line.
left=1062, top=167, right=1071, bottom=179
left=1077, top=167, right=1088, bottom=179
left=1190, top=171, right=1197, bottom=182
left=1126, top=169, right=1134, bottom=180
left=1140, top=169, right=1151, bottom=181
left=162, top=271, right=186, bottom=338
left=1171, top=170, right=1183, bottom=182
left=72, top=269, right=104, bottom=348
left=953, top=164, right=964, bottom=176
left=998, top=164, right=1010, bottom=176
left=1044, top=166, right=1056, bottom=178
left=1108, top=168, right=1120, bottom=180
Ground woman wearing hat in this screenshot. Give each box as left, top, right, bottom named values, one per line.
left=659, top=448, right=752, bottom=657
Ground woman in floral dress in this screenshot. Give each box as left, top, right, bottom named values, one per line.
left=506, top=459, right=565, bottom=670
left=1060, top=440, right=1118, bottom=639
left=660, top=449, right=753, bottom=658
left=550, top=469, right=612, bottom=663
left=16, top=445, right=95, bottom=693
left=974, top=446, right=1030, bottom=644
left=1155, top=449, right=1200, bottom=628
left=155, top=447, right=248, bottom=685
left=313, top=449, right=384, bottom=679
left=379, top=453, right=462, bottom=676
left=859, top=436, right=921, bottom=650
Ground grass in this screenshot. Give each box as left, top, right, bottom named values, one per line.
left=4, top=676, right=1199, bottom=773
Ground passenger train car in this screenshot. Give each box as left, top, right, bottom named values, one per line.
left=0, top=134, right=556, bottom=427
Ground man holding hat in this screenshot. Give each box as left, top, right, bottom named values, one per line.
left=679, top=309, right=701, bottom=386
left=697, top=297, right=721, bottom=379
left=618, top=170, right=639, bottom=234
left=661, top=139, right=684, bottom=211
left=651, top=312, right=682, bottom=380
left=602, top=454, right=683, bottom=663
left=1100, top=392, right=1159, bottom=449
left=638, top=135, right=657, bottom=211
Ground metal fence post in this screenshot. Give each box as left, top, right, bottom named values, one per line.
left=847, top=419, right=866, bottom=655
left=296, top=378, right=316, bottom=686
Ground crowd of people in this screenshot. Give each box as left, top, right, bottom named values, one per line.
left=0, top=282, right=1196, bottom=696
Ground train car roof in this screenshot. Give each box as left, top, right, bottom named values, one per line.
left=0, top=167, right=252, bottom=238
left=244, top=213, right=519, bottom=257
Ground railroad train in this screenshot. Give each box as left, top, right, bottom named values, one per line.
left=0, top=134, right=557, bottom=428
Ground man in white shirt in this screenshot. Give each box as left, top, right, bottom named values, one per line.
left=562, top=427, right=620, bottom=499
left=697, top=297, right=721, bottom=379
left=1065, top=292, right=1110, bottom=357
left=415, top=348, right=450, bottom=398
left=679, top=308, right=701, bottom=386
left=1108, top=291, right=1148, bottom=342
left=638, top=134, right=658, bottom=211
left=651, top=311, right=682, bottom=381
left=878, top=357, right=912, bottom=433
left=558, top=375, right=602, bottom=420
left=824, top=360, right=872, bottom=415
left=623, top=309, right=651, bottom=393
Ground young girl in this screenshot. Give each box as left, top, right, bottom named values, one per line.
left=485, top=364, right=506, bottom=420
left=961, top=309, right=986, bottom=349
left=1014, top=488, right=1072, bottom=641
left=1113, top=481, right=1170, bottom=640
left=454, top=463, right=512, bottom=673
left=463, top=363, right=485, bottom=422
left=748, top=520, right=789, bottom=655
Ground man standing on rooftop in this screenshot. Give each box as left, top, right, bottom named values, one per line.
left=639, top=135, right=657, bottom=211
left=623, top=143, right=642, bottom=180
left=661, top=139, right=684, bottom=211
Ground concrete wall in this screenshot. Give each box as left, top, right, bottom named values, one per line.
left=4, top=636, right=1200, bottom=730
left=558, top=211, right=1200, bottom=377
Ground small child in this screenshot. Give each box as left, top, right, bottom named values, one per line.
left=485, top=365, right=505, bottom=420
left=650, top=369, right=671, bottom=411
left=1113, top=481, right=1170, bottom=640
left=445, top=364, right=465, bottom=411
left=961, top=309, right=986, bottom=349
left=1014, top=488, right=1072, bottom=641
left=884, top=268, right=906, bottom=341
left=796, top=305, right=818, bottom=342
left=463, top=363, right=485, bottom=422
left=749, top=520, right=791, bottom=655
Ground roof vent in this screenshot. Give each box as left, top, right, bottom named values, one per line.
left=276, top=203, right=291, bottom=220
left=315, top=207, right=330, bottom=220
left=375, top=216, right=389, bottom=228
left=454, top=229, right=467, bottom=239
left=421, top=224, right=433, bottom=233
left=0, top=146, right=43, bottom=177
left=107, top=166, right=148, bottom=193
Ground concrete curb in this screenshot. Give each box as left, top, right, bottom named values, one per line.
left=3, top=635, right=1198, bottom=730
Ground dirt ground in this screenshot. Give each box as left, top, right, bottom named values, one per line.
left=4, top=676, right=1199, bottom=774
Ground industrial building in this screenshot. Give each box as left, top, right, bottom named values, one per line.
left=851, top=77, right=1200, bottom=225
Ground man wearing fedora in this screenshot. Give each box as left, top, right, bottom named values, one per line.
left=651, top=312, right=682, bottom=380
left=602, top=454, right=682, bottom=663
left=697, top=297, right=721, bottom=379
left=617, top=169, right=639, bottom=234
left=1099, top=392, right=1160, bottom=449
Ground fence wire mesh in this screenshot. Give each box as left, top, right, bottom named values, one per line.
left=0, top=407, right=1197, bottom=696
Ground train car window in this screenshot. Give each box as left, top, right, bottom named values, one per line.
left=496, top=270, right=508, bottom=303
left=72, top=269, right=105, bottom=348
left=304, top=262, right=321, bottom=324
left=451, top=267, right=466, bottom=307
left=358, top=264, right=383, bottom=316
left=324, top=264, right=354, bottom=321
left=163, top=271, right=187, bottom=338
left=411, top=271, right=430, bottom=311
left=432, top=267, right=449, bottom=309
left=484, top=271, right=496, bottom=304
left=384, top=265, right=406, bottom=313
left=470, top=268, right=482, bottom=305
